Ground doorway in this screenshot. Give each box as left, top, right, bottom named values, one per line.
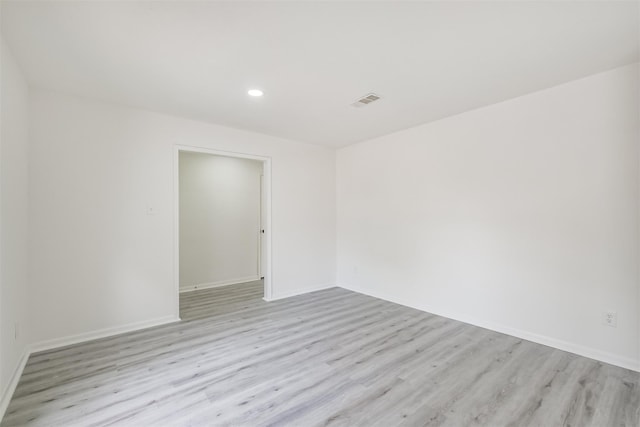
left=174, top=145, right=271, bottom=317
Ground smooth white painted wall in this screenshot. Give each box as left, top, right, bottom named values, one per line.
left=0, top=39, right=30, bottom=397
left=337, top=64, right=640, bottom=370
left=179, top=152, right=262, bottom=289
left=28, top=90, right=336, bottom=343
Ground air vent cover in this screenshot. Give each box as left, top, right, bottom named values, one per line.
left=351, top=93, right=381, bottom=108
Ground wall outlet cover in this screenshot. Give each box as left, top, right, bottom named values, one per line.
left=603, top=311, right=617, bottom=328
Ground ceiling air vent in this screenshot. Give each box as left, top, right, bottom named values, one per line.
left=351, top=93, right=381, bottom=108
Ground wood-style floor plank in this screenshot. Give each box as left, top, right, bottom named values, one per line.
left=1, top=281, right=638, bottom=426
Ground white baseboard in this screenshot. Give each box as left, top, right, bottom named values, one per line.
left=0, top=347, right=30, bottom=422
left=339, top=283, right=640, bottom=373
left=264, top=283, right=335, bottom=302
left=30, top=315, right=180, bottom=354
left=1, top=315, right=181, bottom=423
left=179, top=275, right=260, bottom=293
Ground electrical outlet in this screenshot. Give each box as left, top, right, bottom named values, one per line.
left=603, top=311, right=617, bottom=328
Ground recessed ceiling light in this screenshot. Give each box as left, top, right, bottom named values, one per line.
left=248, top=89, right=264, bottom=97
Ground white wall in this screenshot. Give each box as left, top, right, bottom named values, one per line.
left=337, top=63, right=640, bottom=370
left=28, top=89, right=336, bottom=344
left=0, top=39, right=30, bottom=401
left=179, top=153, right=262, bottom=290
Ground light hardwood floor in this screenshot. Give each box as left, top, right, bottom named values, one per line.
left=2, top=281, right=638, bottom=426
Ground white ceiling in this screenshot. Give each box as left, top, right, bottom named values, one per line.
left=2, top=1, right=638, bottom=147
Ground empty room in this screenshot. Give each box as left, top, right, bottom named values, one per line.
left=0, top=1, right=638, bottom=426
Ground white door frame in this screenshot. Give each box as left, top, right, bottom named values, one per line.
left=258, top=173, right=264, bottom=279
left=173, top=144, right=273, bottom=317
